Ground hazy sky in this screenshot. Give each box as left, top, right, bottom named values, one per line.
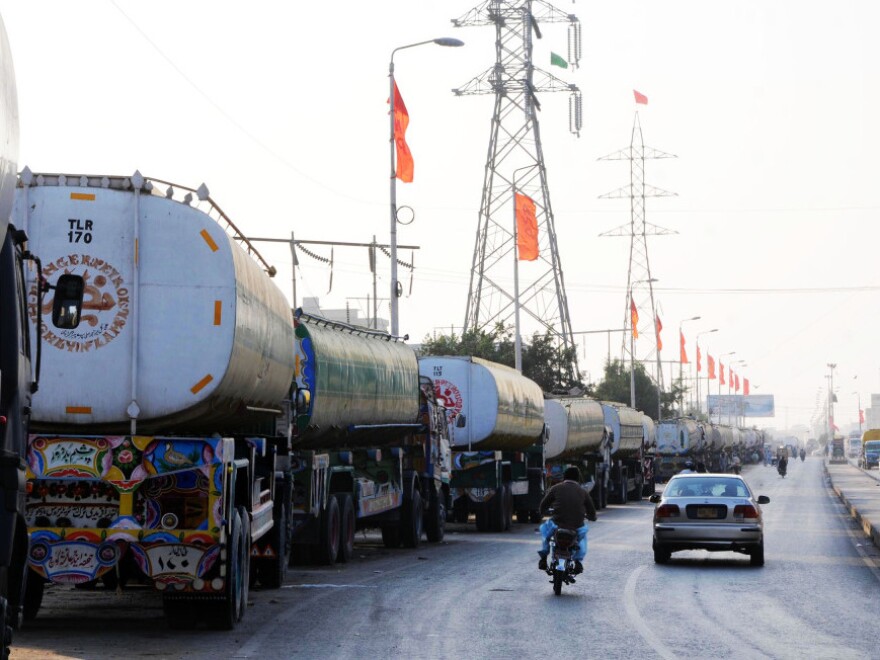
left=2, top=0, right=878, bottom=434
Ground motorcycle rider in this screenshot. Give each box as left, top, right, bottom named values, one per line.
left=800, top=448, right=806, bottom=462
left=537, top=466, right=597, bottom=574
left=777, top=453, right=788, bottom=477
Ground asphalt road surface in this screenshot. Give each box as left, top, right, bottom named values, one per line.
left=12, top=457, right=880, bottom=659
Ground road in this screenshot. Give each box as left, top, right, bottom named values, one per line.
left=11, top=457, right=880, bottom=659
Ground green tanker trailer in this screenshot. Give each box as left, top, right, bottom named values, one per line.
left=289, top=311, right=450, bottom=563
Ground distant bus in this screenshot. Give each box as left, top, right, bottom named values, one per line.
left=847, top=433, right=862, bottom=459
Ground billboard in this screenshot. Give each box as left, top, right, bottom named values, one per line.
left=707, top=394, right=775, bottom=417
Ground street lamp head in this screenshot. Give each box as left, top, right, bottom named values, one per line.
left=433, top=37, right=465, bottom=47
left=689, top=316, right=701, bottom=321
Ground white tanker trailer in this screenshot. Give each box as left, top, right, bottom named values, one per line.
left=655, top=418, right=706, bottom=480
left=13, top=171, right=296, bottom=629
left=543, top=397, right=611, bottom=508
left=599, top=401, right=655, bottom=503
left=288, top=311, right=451, bottom=563
left=417, top=355, right=545, bottom=530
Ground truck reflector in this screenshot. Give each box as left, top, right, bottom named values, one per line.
left=200, top=229, right=219, bottom=252
left=66, top=406, right=92, bottom=414
left=191, top=374, right=214, bottom=395
left=70, top=192, right=95, bottom=201
left=214, top=300, right=222, bottom=325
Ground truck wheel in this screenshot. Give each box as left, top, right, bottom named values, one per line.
left=502, top=484, right=513, bottom=531
left=425, top=487, right=446, bottom=543
left=400, top=489, right=423, bottom=548
left=205, top=509, right=245, bottom=630
left=316, top=496, right=341, bottom=565
left=487, top=487, right=507, bottom=532
left=334, top=494, right=355, bottom=563
left=629, top=476, right=643, bottom=502
left=22, top=572, right=43, bottom=622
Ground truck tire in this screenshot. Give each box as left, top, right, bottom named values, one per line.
left=316, top=496, right=341, bottom=565
left=400, top=488, right=423, bottom=549
left=205, top=509, right=245, bottom=630
left=425, top=487, right=446, bottom=543
left=488, top=487, right=505, bottom=532
left=629, top=474, right=643, bottom=502
left=334, top=493, right=355, bottom=563
left=22, top=572, right=43, bottom=622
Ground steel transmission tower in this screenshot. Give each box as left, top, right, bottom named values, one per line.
left=453, top=0, right=582, bottom=377
left=599, top=109, right=677, bottom=394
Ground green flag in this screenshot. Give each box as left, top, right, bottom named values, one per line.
left=550, top=52, right=568, bottom=69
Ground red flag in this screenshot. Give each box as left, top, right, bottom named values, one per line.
left=729, top=366, right=733, bottom=388
left=630, top=299, right=639, bottom=339
left=744, top=378, right=750, bottom=395
left=860, top=409, right=865, bottom=424
left=735, top=374, right=740, bottom=392
left=696, top=345, right=702, bottom=372
left=633, top=89, right=648, bottom=105
left=831, top=417, right=839, bottom=432
left=719, top=361, right=726, bottom=386
left=708, top=354, right=715, bottom=380
left=680, top=330, right=688, bottom=364
left=392, top=81, right=414, bottom=182
left=655, top=315, right=663, bottom=351
left=515, top=193, right=539, bottom=261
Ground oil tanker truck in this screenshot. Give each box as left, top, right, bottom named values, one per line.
left=600, top=401, right=654, bottom=503
left=0, top=13, right=30, bottom=655
left=13, top=170, right=297, bottom=630
left=655, top=418, right=706, bottom=480
left=288, top=310, right=450, bottom=562
left=542, top=396, right=610, bottom=508
left=417, top=356, right=545, bottom=530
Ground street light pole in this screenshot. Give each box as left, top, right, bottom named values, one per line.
left=389, top=37, right=464, bottom=337
left=718, top=351, right=736, bottom=424
left=678, top=316, right=700, bottom=416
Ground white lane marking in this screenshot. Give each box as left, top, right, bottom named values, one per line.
left=623, top=565, right=678, bottom=660
left=281, top=583, right=377, bottom=589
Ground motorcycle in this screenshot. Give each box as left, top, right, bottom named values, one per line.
left=544, top=527, right=580, bottom=596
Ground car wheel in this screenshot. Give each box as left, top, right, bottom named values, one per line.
left=653, top=542, right=671, bottom=564
left=750, top=541, right=765, bottom=567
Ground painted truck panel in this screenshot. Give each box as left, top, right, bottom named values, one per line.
left=543, top=397, right=605, bottom=461
left=418, top=356, right=544, bottom=451
left=15, top=176, right=295, bottom=433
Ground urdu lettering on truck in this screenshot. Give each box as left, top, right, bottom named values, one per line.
left=15, top=171, right=299, bottom=630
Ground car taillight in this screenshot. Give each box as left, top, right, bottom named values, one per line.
left=655, top=504, right=680, bottom=519
left=733, top=504, right=759, bottom=520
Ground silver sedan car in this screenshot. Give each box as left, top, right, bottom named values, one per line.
left=649, top=473, right=770, bottom=566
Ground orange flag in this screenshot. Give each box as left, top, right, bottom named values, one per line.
left=696, top=345, right=701, bottom=372
left=719, top=361, right=726, bottom=386
left=680, top=330, right=688, bottom=364
left=630, top=299, right=639, bottom=339
left=515, top=193, right=539, bottom=261
left=633, top=89, right=648, bottom=105
left=392, top=81, right=414, bottom=182
left=708, top=354, right=715, bottom=379
left=655, top=315, right=663, bottom=351
left=735, top=373, right=740, bottom=392
left=744, top=378, right=750, bottom=395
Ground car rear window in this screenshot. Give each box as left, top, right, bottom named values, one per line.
left=666, top=478, right=748, bottom=498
